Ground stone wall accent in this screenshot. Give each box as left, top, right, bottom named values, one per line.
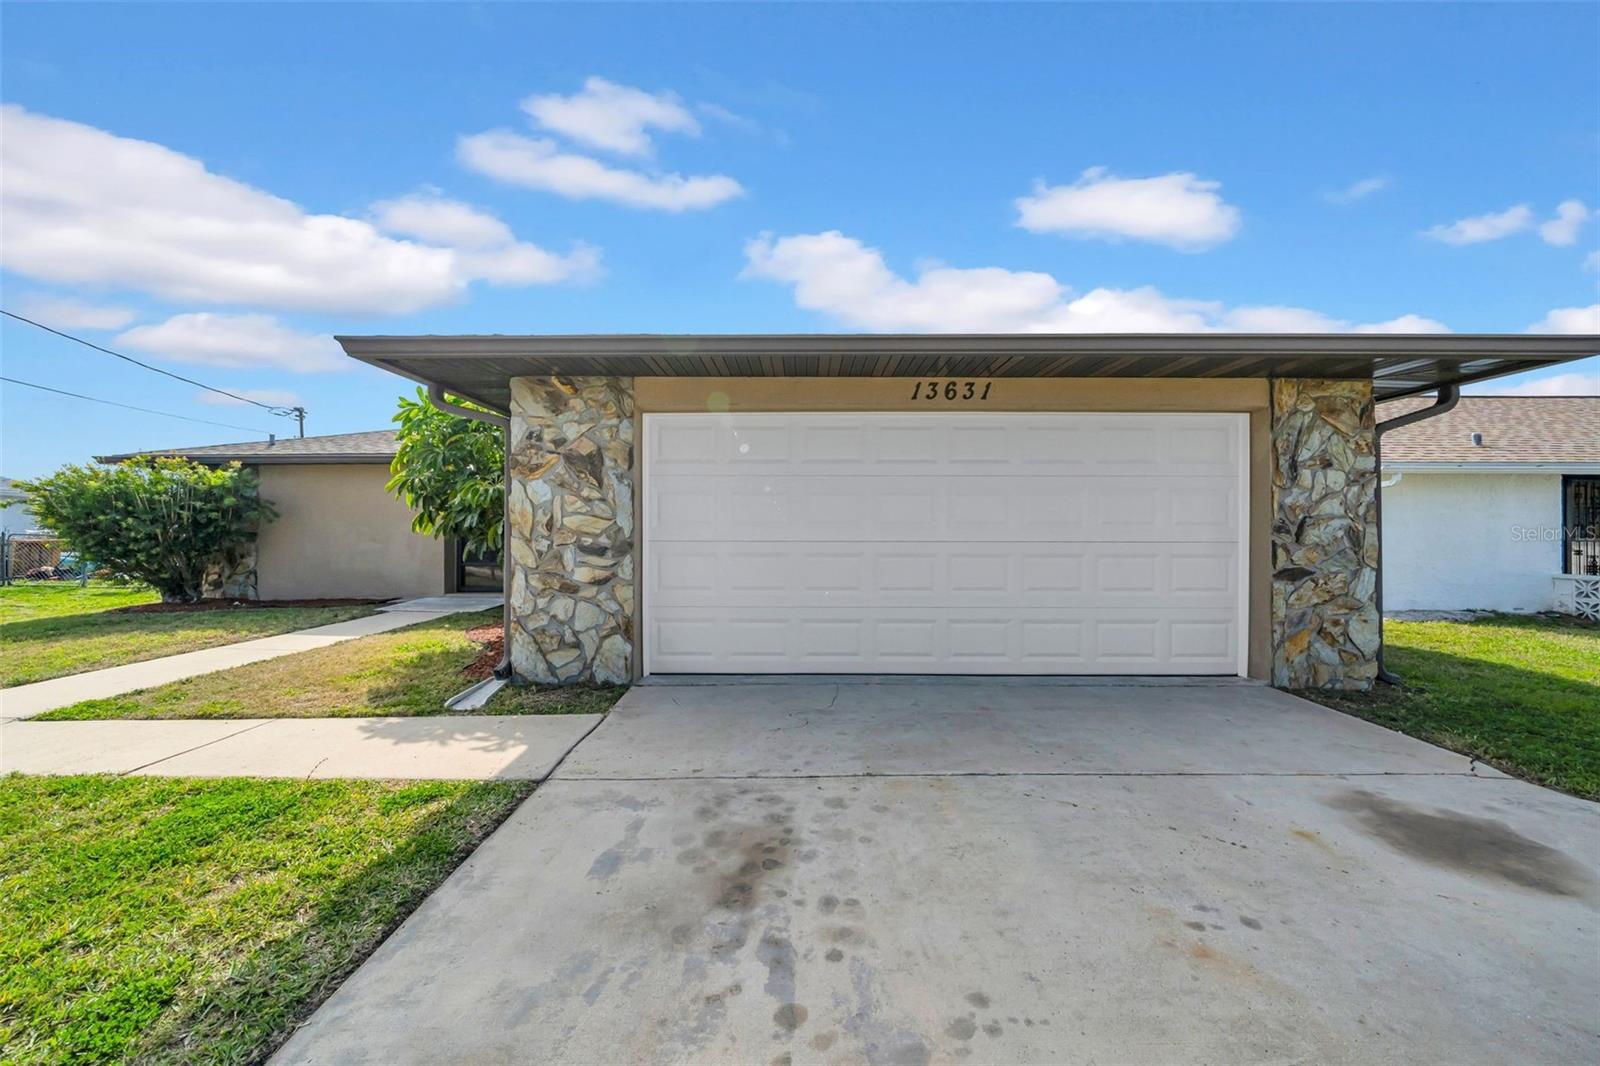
left=1270, top=378, right=1379, bottom=690
left=203, top=541, right=257, bottom=600
left=507, top=376, right=634, bottom=684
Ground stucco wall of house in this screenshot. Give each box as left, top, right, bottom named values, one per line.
left=253, top=463, right=448, bottom=600
left=0, top=496, right=40, bottom=534
left=1381, top=471, right=1563, bottom=612
left=1270, top=378, right=1379, bottom=690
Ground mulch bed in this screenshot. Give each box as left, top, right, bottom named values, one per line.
left=115, top=598, right=390, bottom=614
left=461, top=623, right=504, bottom=680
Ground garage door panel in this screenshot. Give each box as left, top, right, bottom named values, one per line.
left=647, top=413, right=1240, bottom=478
left=649, top=474, right=1239, bottom=543
left=645, top=608, right=1238, bottom=674
left=643, top=412, right=1245, bottom=676
left=647, top=541, right=1238, bottom=609
left=651, top=422, right=720, bottom=466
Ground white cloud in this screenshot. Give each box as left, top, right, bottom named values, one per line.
left=14, top=294, right=137, bottom=331
left=1325, top=176, right=1389, bottom=204
left=698, top=102, right=758, bottom=133
left=1352, top=313, right=1452, bottom=334
left=1015, top=168, right=1241, bottom=251
left=1527, top=304, right=1600, bottom=334
left=1220, top=307, right=1449, bottom=334
left=1466, top=368, right=1600, bottom=396
left=370, top=192, right=600, bottom=284
left=371, top=192, right=514, bottom=248
left=1539, top=199, right=1592, bottom=247
left=458, top=130, right=744, bottom=212
left=196, top=387, right=303, bottom=409
left=1422, top=204, right=1534, bottom=245
left=743, top=230, right=1445, bottom=334
left=521, top=77, right=698, bottom=157
left=0, top=105, right=595, bottom=316
left=117, top=314, right=346, bottom=373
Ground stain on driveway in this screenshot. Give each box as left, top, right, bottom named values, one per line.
left=274, top=682, right=1600, bottom=1065
left=1327, top=789, right=1596, bottom=898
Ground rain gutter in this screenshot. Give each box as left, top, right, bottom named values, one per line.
left=1372, top=384, right=1460, bottom=686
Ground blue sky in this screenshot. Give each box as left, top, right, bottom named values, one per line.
left=3, top=2, right=1597, bottom=478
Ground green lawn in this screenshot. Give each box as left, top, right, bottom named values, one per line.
left=0, top=581, right=158, bottom=624
left=1304, top=614, right=1600, bottom=799
left=0, top=774, right=530, bottom=1065
left=36, top=609, right=623, bottom=721
left=0, top=585, right=377, bottom=688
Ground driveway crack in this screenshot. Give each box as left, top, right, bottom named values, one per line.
left=542, top=713, right=610, bottom=782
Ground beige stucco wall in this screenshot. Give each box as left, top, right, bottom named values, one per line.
left=634, top=377, right=1273, bottom=681
left=252, top=463, right=449, bottom=600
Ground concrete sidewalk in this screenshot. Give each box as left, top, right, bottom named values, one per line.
left=0, top=713, right=601, bottom=780
left=0, top=595, right=502, bottom=721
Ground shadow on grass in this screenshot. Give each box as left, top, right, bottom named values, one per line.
left=1, top=604, right=379, bottom=646
left=0, top=611, right=203, bottom=644
left=126, top=781, right=534, bottom=1065
left=360, top=647, right=481, bottom=716
left=362, top=646, right=623, bottom=719
left=1306, top=644, right=1600, bottom=800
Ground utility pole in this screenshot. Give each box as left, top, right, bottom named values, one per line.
left=292, top=407, right=306, bottom=438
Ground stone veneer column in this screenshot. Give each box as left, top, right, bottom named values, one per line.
left=506, top=376, right=634, bottom=684
left=1270, top=378, right=1379, bottom=690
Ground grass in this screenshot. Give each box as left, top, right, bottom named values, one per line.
left=0, top=585, right=377, bottom=688
left=1303, top=614, right=1600, bottom=800
left=0, top=773, right=531, bottom=1065
left=0, top=582, right=158, bottom=624
left=36, top=609, right=624, bottom=721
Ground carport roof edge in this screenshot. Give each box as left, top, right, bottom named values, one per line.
left=335, top=332, right=1600, bottom=413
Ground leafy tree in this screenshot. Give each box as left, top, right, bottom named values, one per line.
left=387, top=387, right=505, bottom=556
left=19, top=459, right=274, bottom=603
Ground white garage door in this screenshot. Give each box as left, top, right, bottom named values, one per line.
left=642, top=411, right=1247, bottom=675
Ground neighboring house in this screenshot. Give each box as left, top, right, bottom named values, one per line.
left=0, top=476, right=41, bottom=533
left=98, top=431, right=501, bottom=600
left=340, top=332, right=1598, bottom=690
left=1379, top=395, right=1600, bottom=618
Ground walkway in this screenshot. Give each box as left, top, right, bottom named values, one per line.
left=0, top=594, right=503, bottom=721
left=0, top=713, right=600, bottom=780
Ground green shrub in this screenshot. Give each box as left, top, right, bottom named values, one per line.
left=18, top=459, right=274, bottom=603
left=387, top=387, right=504, bottom=556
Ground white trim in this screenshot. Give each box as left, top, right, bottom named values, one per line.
left=640, top=415, right=651, bottom=679
left=1382, top=462, right=1600, bottom=473
left=1233, top=411, right=1251, bottom=678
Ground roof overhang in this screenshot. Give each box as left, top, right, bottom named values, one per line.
left=336, top=333, right=1600, bottom=413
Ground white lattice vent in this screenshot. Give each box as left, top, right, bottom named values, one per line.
left=1554, top=574, right=1600, bottom=622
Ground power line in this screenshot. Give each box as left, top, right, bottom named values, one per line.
left=1, top=376, right=273, bottom=435
left=0, top=310, right=307, bottom=431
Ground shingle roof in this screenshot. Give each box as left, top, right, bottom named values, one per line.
left=97, top=429, right=398, bottom=465
left=1379, top=395, right=1600, bottom=464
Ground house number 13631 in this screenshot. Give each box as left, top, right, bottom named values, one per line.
left=910, top=380, right=992, bottom=401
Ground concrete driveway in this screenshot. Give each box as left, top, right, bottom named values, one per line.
left=276, top=680, right=1600, bottom=1065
